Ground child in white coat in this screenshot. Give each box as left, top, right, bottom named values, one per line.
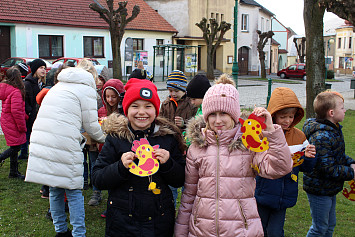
left=25, top=59, right=105, bottom=237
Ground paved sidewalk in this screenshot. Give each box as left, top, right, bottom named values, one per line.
left=156, top=74, right=355, bottom=110
left=0, top=75, right=353, bottom=136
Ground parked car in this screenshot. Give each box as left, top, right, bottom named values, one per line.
left=52, top=57, right=100, bottom=67
left=0, top=57, right=52, bottom=80
left=277, top=63, right=306, bottom=80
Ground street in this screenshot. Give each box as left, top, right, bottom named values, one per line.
left=156, top=74, right=355, bottom=110
left=0, top=74, right=354, bottom=135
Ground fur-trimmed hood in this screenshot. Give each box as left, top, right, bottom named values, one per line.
left=185, top=115, right=247, bottom=152
left=102, top=113, right=186, bottom=152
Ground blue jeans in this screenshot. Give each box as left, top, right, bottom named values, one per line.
left=306, top=193, right=336, bottom=237
left=49, top=187, right=86, bottom=237
left=88, top=150, right=100, bottom=192
left=257, top=203, right=285, bottom=237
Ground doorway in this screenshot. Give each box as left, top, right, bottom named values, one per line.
left=238, top=46, right=249, bottom=75
left=0, top=26, right=11, bottom=62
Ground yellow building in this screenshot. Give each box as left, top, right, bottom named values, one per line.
left=334, top=21, right=354, bottom=74
left=145, top=0, right=274, bottom=77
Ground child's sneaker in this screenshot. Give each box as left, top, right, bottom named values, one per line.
left=55, top=229, right=72, bottom=237
left=88, top=191, right=102, bottom=206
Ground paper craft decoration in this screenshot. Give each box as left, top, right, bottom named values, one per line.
left=289, top=140, right=309, bottom=167
left=129, top=138, right=160, bottom=177
left=342, top=180, right=355, bottom=201
left=129, top=138, right=161, bottom=195
left=239, top=113, right=269, bottom=152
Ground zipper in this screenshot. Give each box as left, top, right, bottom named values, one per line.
left=215, top=134, right=220, bottom=236
left=237, top=199, right=248, bottom=230
left=193, top=197, right=201, bottom=225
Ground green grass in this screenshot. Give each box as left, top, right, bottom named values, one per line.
left=1, top=110, right=354, bottom=236
left=0, top=137, right=107, bottom=236
left=326, top=79, right=343, bottom=82
left=241, top=77, right=303, bottom=84
left=284, top=109, right=355, bottom=237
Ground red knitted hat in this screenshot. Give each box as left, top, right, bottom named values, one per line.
left=122, top=78, right=160, bottom=116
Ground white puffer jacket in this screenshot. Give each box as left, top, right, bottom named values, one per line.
left=25, top=67, right=105, bottom=189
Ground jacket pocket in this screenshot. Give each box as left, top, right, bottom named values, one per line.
left=237, top=199, right=248, bottom=230
left=193, top=196, right=201, bottom=225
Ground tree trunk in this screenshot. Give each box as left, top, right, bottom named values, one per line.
left=259, top=51, right=266, bottom=79
left=304, top=0, right=326, bottom=118
left=111, top=32, right=120, bottom=79
left=206, top=45, right=214, bottom=80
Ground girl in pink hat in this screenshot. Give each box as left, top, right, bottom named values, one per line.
left=175, top=74, right=293, bottom=237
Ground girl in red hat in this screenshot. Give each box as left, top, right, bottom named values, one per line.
left=93, top=78, right=186, bottom=237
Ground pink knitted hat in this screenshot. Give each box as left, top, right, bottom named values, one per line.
left=202, top=82, right=240, bottom=123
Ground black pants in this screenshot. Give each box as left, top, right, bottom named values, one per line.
left=0, top=145, right=21, bottom=162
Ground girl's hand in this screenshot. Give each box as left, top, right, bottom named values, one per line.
left=252, top=107, right=275, bottom=132
left=121, top=151, right=137, bottom=169
left=174, top=116, right=184, bottom=128
left=305, top=144, right=316, bottom=158
left=153, top=149, right=170, bottom=164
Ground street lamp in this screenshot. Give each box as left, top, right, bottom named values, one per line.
left=325, top=37, right=335, bottom=79
left=232, top=0, right=239, bottom=88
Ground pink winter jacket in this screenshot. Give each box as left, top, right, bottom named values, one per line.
left=175, top=117, right=292, bottom=237
left=0, top=83, right=26, bottom=146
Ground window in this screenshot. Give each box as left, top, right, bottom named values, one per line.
left=298, top=65, right=305, bottom=70
left=133, top=38, right=144, bottom=51
left=266, top=19, right=270, bottom=31
left=156, top=39, right=164, bottom=55
left=84, top=36, right=104, bottom=58
left=343, top=37, right=346, bottom=49
left=261, top=17, right=264, bottom=32
left=221, top=14, right=224, bottom=22
left=211, top=13, right=214, bottom=19
left=38, top=35, right=63, bottom=59
left=241, top=14, right=249, bottom=31
left=339, top=57, right=344, bottom=68
left=338, top=38, right=341, bottom=49
left=216, top=13, right=219, bottom=23
left=288, top=65, right=296, bottom=70
left=349, top=37, right=352, bottom=49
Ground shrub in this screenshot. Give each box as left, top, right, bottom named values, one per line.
left=327, top=70, right=335, bottom=79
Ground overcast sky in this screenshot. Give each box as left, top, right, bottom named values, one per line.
left=255, top=0, right=343, bottom=35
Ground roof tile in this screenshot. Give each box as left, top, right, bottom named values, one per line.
left=0, top=0, right=177, bottom=33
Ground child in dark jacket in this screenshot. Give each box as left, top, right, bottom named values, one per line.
left=19, top=58, right=47, bottom=160
left=159, top=70, right=197, bottom=131
left=0, top=67, right=27, bottom=179
left=159, top=70, right=197, bottom=206
left=303, top=91, right=355, bottom=237
left=93, top=78, right=186, bottom=237
left=255, top=87, right=316, bottom=237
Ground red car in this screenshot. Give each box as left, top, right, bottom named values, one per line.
left=52, top=57, right=100, bottom=67
left=277, top=63, right=306, bottom=80
left=0, top=57, right=52, bottom=80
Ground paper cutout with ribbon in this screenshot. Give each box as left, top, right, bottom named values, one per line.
left=129, top=138, right=160, bottom=177
left=239, top=113, right=269, bottom=152
left=289, top=140, right=309, bottom=167
left=342, top=180, right=355, bottom=201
